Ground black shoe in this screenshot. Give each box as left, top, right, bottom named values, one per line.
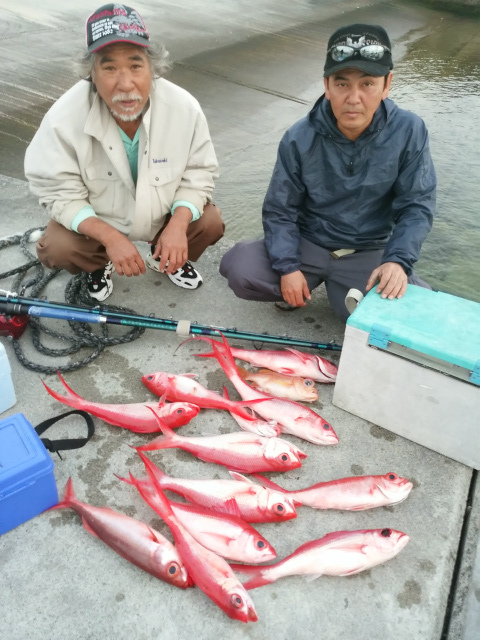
left=86, top=261, right=114, bottom=301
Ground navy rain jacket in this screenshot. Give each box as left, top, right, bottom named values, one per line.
left=262, top=95, right=436, bottom=276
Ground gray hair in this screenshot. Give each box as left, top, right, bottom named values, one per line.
left=73, top=42, right=171, bottom=82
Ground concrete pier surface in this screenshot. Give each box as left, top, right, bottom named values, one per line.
left=1, top=2, right=479, bottom=639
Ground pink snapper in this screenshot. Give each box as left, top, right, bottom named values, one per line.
left=49, top=478, right=191, bottom=589
left=133, top=452, right=297, bottom=523
left=231, top=528, right=409, bottom=589
left=42, top=372, right=199, bottom=433
left=136, top=408, right=306, bottom=474
left=248, top=471, right=413, bottom=510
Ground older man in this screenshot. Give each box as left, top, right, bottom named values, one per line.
left=220, top=24, right=435, bottom=321
left=25, top=4, right=223, bottom=301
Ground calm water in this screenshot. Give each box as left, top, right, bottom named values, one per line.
left=391, top=16, right=480, bottom=301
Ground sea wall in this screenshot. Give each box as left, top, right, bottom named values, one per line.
left=417, top=0, right=480, bottom=15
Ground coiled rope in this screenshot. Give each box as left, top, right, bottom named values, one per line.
left=0, top=227, right=145, bottom=374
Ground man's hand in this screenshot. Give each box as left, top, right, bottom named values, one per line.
left=280, top=271, right=311, bottom=307
left=153, top=207, right=192, bottom=274
left=365, top=261, right=408, bottom=299
left=77, top=217, right=145, bottom=276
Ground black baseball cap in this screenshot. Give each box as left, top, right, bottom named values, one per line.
left=323, top=24, right=393, bottom=77
left=86, top=4, right=150, bottom=53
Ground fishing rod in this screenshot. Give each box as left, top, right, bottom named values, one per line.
left=0, top=290, right=342, bottom=352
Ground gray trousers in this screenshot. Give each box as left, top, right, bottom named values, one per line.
left=220, top=238, right=430, bottom=322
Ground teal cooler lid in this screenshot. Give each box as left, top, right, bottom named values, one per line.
left=0, top=413, right=55, bottom=498
left=347, top=287, right=480, bottom=375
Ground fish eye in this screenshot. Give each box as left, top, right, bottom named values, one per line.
left=281, top=454, right=289, bottom=462
left=274, top=503, right=285, bottom=514
left=381, top=528, right=392, bottom=537
left=168, top=562, right=179, bottom=575
left=304, top=379, right=314, bottom=387
left=231, top=594, right=244, bottom=609
left=323, top=423, right=331, bottom=430
left=256, top=540, right=265, bottom=548
left=147, top=375, right=153, bottom=381
left=176, top=409, right=184, bottom=414
left=387, top=473, right=397, bottom=480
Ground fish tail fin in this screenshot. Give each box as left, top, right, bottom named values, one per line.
left=48, top=476, right=75, bottom=511
left=212, top=334, right=239, bottom=380
left=137, top=453, right=175, bottom=520
left=114, top=472, right=134, bottom=486
left=41, top=373, right=82, bottom=410
left=136, top=407, right=178, bottom=451
left=229, top=564, right=272, bottom=590
left=136, top=450, right=167, bottom=485
left=251, top=473, right=287, bottom=493
left=56, top=371, right=84, bottom=399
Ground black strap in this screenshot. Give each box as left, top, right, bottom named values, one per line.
left=35, top=409, right=95, bottom=459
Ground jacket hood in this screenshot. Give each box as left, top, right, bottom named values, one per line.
left=308, top=94, right=398, bottom=140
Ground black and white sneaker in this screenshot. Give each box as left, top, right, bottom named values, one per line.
left=86, top=261, right=114, bottom=301
left=145, top=248, right=203, bottom=289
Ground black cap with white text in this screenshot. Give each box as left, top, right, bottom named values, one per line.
left=86, top=4, right=150, bottom=53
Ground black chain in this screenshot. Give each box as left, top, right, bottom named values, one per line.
left=0, top=227, right=145, bottom=374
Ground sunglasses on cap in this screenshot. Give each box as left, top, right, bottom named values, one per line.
left=328, top=44, right=390, bottom=62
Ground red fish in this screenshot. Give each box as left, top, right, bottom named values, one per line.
left=132, top=453, right=297, bottom=523
left=208, top=335, right=338, bottom=445
left=42, top=372, right=199, bottom=433
left=118, top=473, right=276, bottom=563
left=188, top=337, right=338, bottom=383
left=128, top=460, right=258, bottom=622
left=49, top=478, right=191, bottom=589
left=231, top=528, right=409, bottom=589
left=136, top=408, right=306, bottom=474
left=223, top=387, right=281, bottom=438
left=141, top=371, right=265, bottom=421
left=247, top=472, right=413, bottom=510
left=238, top=367, right=319, bottom=403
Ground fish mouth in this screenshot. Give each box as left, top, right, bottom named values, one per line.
left=377, top=481, right=413, bottom=502
left=396, top=533, right=410, bottom=551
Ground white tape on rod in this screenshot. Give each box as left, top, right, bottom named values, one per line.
left=176, top=319, right=191, bottom=336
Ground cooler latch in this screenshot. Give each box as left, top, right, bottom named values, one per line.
left=368, top=323, right=392, bottom=350
left=470, top=360, right=480, bottom=386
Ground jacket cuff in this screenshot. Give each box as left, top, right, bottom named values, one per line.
left=171, top=200, right=200, bottom=222
left=71, top=206, right=97, bottom=232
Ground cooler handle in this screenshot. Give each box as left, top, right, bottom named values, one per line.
left=34, top=410, right=95, bottom=459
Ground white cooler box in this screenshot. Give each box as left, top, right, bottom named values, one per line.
left=333, top=286, right=480, bottom=469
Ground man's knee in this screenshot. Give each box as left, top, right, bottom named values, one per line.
left=201, top=203, right=225, bottom=244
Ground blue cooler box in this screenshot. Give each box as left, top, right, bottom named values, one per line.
left=0, top=413, right=58, bottom=535
left=333, top=287, right=480, bottom=469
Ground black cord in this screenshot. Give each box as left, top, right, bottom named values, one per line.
left=0, top=227, right=145, bottom=373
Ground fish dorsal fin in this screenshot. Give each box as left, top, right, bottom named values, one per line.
left=285, top=348, right=310, bottom=363
left=229, top=471, right=252, bottom=483
left=179, top=373, right=198, bottom=379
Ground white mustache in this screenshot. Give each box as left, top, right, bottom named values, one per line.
left=112, top=93, right=143, bottom=104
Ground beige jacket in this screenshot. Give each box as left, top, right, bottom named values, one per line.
left=24, top=78, right=219, bottom=241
